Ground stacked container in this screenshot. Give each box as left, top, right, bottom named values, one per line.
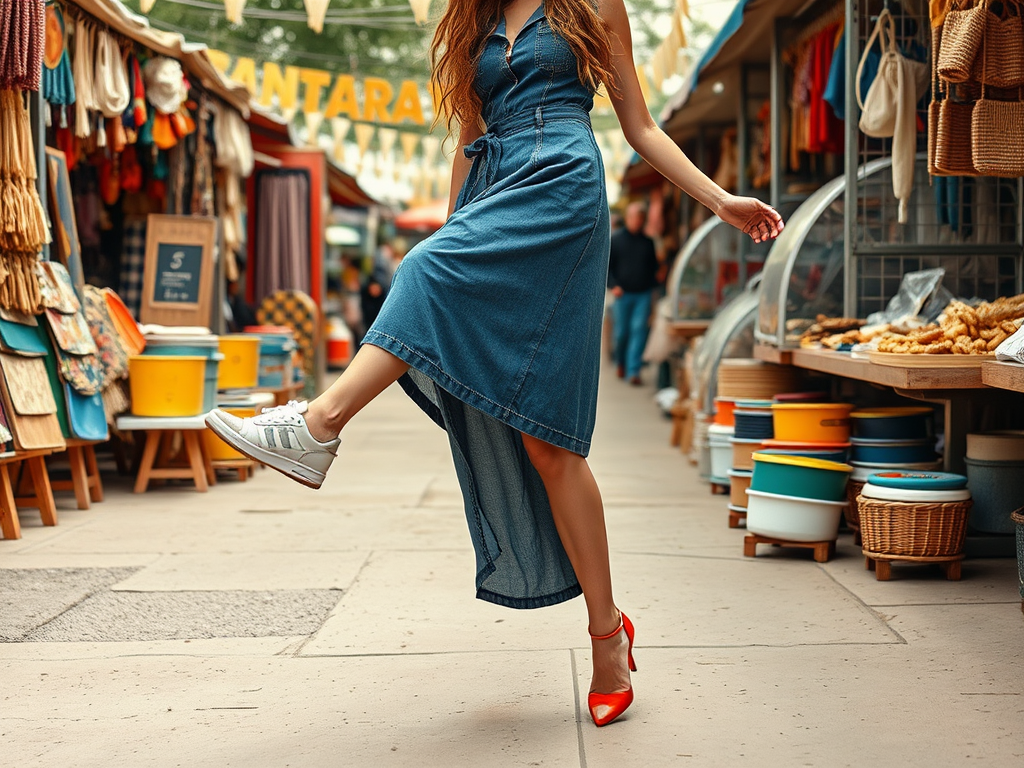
left=964, top=431, right=1024, bottom=535
left=245, top=325, right=298, bottom=388
left=746, top=452, right=851, bottom=542
left=141, top=329, right=222, bottom=413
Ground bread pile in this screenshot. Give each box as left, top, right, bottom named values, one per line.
left=875, top=295, right=1024, bottom=355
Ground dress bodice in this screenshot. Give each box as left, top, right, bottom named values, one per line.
left=473, top=2, right=594, bottom=128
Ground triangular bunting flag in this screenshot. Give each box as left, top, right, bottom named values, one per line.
left=409, top=0, right=431, bottom=25
left=304, top=0, right=331, bottom=34
left=141, top=0, right=156, bottom=12
left=400, top=132, right=420, bottom=164
left=305, top=112, right=324, bottom=146
left=224, top=0, right=247, bottom=24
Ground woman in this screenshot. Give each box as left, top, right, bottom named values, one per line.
left=207, top=0, right=782, bottom=727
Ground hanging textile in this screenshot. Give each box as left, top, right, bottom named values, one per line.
left=254, top=170, right=311, bottom=301
left=0, top=0, right=45, bottom=91
left=0, top=89, right=50, bottom=314
left=72, top=16, right=97, bottom=138
left=118, top=218, right=146, bottom=318
left=42, top=4, right=75, bottom=113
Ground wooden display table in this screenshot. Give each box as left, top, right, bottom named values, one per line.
left=49, top=439, right=104, bottom=510
left=981, top=360, right=1024, bottom=392
left=753, top=345, right=989, bottom=473
left=669, top=320, right=712, bottom=341
left=116, top=414, right=216, bottom=493
left=0, top=449, right=58, bottom=540
left=864, top=551, right=963, bottom=581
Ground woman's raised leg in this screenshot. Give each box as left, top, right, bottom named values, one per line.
left=520, top=434, right=633, bottom=711
left=303, top=344, right=410, bottom=442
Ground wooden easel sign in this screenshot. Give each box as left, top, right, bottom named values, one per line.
left=140, top=215, right=217, bottom=329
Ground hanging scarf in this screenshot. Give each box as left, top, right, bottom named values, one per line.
left=92, top=29, right=129, bottom=118
left=0, top=0, right=45, bottom=91
left=72, top=17, right=97, bottom=138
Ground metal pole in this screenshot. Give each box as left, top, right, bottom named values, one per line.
left=737, top=64, right=749, bottom=198
left=770, top=18, right=786, bottom=210
left=843, top=0, right=858, bottom=318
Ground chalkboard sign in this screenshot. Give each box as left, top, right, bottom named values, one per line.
left=141, top=215, right=217, bottom=328
left=154, top=243, right=203, bottom=303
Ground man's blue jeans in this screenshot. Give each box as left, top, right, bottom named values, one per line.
left=614, top=291, right=652, bottom=379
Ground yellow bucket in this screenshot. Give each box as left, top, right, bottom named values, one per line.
left=217, top=335, right=261, bottom=390
left=203, top=407, right=253, bottom=460
left=129, top=356, right=207, bottom=417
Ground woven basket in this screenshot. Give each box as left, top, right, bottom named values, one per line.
left=972, top=0, right=1024, bottom=87
left=938, top=0, right=987, bottom=83
left=845, top=480, right=865, bottom=531
left=857, top=495, right=970, bottom=558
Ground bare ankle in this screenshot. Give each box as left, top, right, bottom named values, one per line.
left=304, top=403, right=343, bottom=443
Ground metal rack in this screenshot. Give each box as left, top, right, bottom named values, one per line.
left=842, top=0, right=1024, bottom=316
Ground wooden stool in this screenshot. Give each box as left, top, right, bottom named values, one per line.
left=116, top=415, right=216, bottom=493
left=211, top=457, right=254, bottom=481
left=864, top=551, right=963, bottom=581
left=743, top=533, right=836, bottom=563
left=50, top=439, right=104, bottom=510
left=728, top=508, right=747, bottom=529
left=2, top=450, right=60, bottom=539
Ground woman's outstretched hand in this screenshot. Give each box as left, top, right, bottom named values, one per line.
left=716, top=195, right=784, bottom=244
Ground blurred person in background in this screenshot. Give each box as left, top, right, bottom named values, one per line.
left=608, top=201, right=660, bottom=386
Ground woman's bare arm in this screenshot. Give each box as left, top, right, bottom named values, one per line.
left=447, top=121, right=484, bottom=217
left=599, top=0, right=783, bottom=242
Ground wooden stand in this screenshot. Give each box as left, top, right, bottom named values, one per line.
left=863, top=550, right=963, bottom=581
left=50, top=440, right=104, bottom=510
left=0, top=451, right=56, bottom=540
left=211, top=457, right=254, bottom=481
left=7, top=452, right=60, bottom=537
left=744, top=533, right=836, bottom=563
left=117, top=415, right=216, bottom=494
left=728, top=508, right=747, bottom=529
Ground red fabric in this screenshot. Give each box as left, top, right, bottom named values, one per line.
left=808, top=24, right=844, bottom=155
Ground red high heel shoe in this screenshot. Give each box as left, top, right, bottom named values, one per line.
left=587, top=612, right=637, bottom=727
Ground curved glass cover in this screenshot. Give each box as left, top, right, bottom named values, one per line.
left=694, top=276, right=761, bottom=414
left=669, top=198, right=805, bottom=323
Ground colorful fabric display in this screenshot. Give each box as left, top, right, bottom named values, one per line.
left=42, top=4, right=75, bottom=112
left=0, top=0, right=45, bottom=91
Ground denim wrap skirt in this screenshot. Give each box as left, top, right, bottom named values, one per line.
left=363, top=4, right=610, bottom=609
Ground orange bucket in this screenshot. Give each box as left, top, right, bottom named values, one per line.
left=714, top=397, right=737, bottom=426
left=771, top=403, right=854, bottom=443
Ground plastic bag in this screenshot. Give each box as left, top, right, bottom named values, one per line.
left=994, top=324, right=1024, bottom=363
left=865, top=268, right=949, bottom=327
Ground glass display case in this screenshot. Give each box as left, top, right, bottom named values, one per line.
left=668, top=198, right=805, bottom=325
left=758, top=155, right=1024, bottom=347
left=693, top=274, right=761, bottom=414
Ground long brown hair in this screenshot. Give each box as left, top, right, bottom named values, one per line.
left=430, top=0, right=619, bottom=137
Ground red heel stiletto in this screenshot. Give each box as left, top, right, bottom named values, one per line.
left=587, top=612, right=636, bottom=727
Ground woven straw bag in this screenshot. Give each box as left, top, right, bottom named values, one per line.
left=972, top=30, right=1024, bottom=176
left=938, top=0, right=988, bottom=83
left=932, top=24, right=980, bottom=176
left=972, top=0, right=1024, bottom=88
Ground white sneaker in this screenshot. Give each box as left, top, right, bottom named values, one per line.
left=205, top=401, right=339, bottom=489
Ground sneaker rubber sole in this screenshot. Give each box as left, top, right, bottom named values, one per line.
left=205, top=410, right=328, bottom=490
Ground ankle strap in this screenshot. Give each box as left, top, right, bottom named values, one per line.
left=589, top=618, right=624, bottom=641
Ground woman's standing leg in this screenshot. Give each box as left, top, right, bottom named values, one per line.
left=520, top=435, right=633, bottom=697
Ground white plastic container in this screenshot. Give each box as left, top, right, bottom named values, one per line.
left=745, top=489, right=846, bottom=542
left=849, top=459, right=943, bottom=482
left=709, top=424, right=735, bottom=482
left=860, top=483, right=972, bottom=503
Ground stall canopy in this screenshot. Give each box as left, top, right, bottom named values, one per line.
left=71, top=0, right=251, bottom=117
left=623, top=0, right=818, bottom=185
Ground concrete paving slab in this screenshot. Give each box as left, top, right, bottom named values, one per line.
left=110, top=552, right=370, bottom=592
left=822, top=554, right=1021, bottom=606
left=0, top=651, right=580, bottom=768
left=0, top=636, right=306, bottom=661
left=577, top=643, right=1023, bottom=768
left=0, top=553, right=160, bottom=569
left=605, top=504, right=747, bottom=556
left=24, top=589, right=342, bottom=642
left=0, top=567, right=139, bottom=641
left=301, top=547, right=896, bottom=657
left=19, top=504, right=469, bottom=555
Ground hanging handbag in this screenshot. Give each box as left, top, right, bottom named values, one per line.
left=0, top=353, right=66, bottom=452
left=938, top=0, right=988, bottom=83
left=971, top=39, right=1024, bottom=176
left=930, top=25, right=980, bottom=175
left=972, top=0, right=1024, bottom=88
left=858, top=9, right=930, bottom=138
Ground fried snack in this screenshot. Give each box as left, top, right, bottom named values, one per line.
left=987, top=331, right=1009, bottom=351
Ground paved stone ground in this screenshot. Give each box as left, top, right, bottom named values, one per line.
left=1, top=366, right=1022, bottom=767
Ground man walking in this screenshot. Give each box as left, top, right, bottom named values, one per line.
left=608, top=202, right=660, bottom=386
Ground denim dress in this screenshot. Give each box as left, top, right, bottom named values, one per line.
left=362, top=2, right=610, bottom=609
